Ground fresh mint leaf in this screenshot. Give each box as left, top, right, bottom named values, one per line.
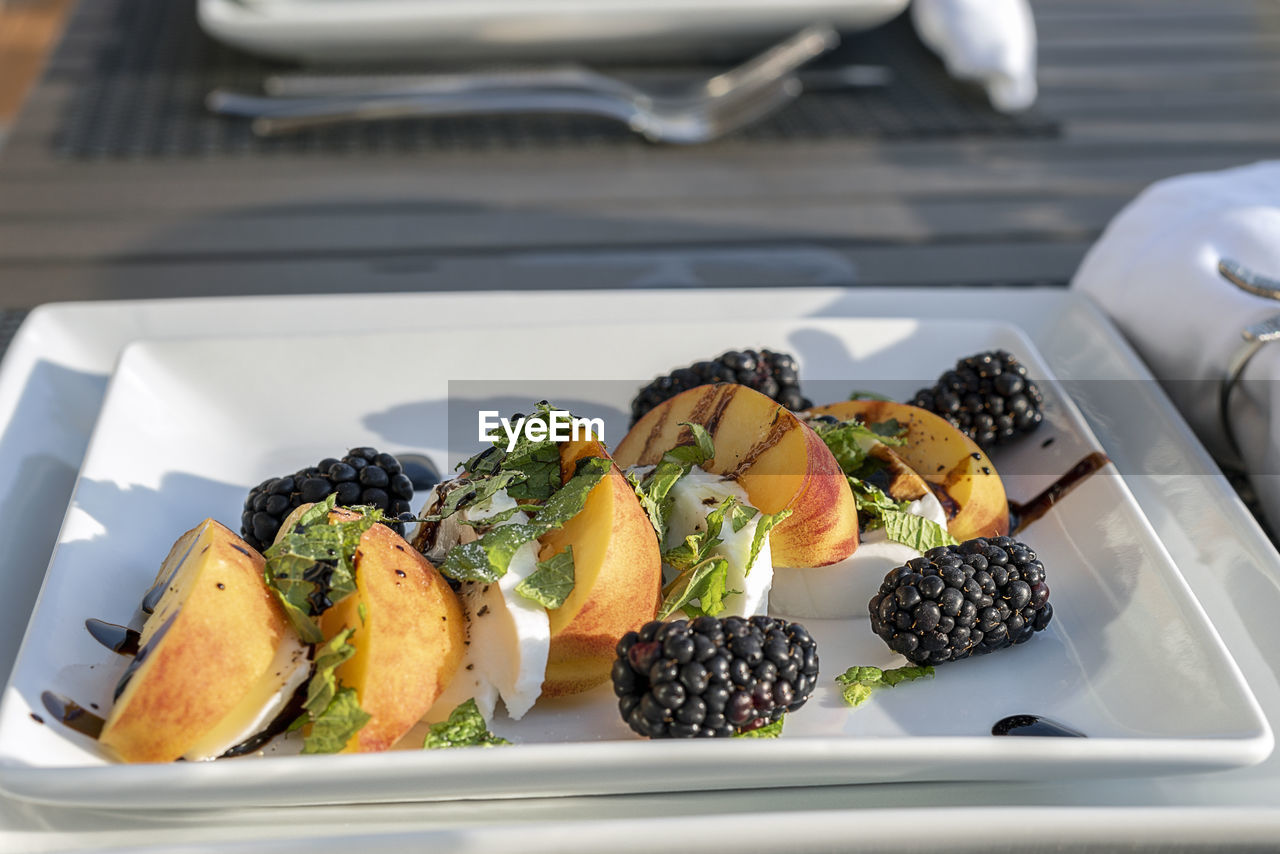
left=303, top=628, right=357, bottom=717
left=812, top=419, right=906, bottom=482
left=421, top=470, right=523, bottom=522
left=657, top=556, right=730, bottom=619
left=502, top=403, right=566, bottom=501
left=441, top=523, right=542, bottom=583
left=530, top=456, right=610, bottom=529
left=850, top=477, right=956, bottom=550
left=662, top=498, right=726, bottom=570
left=746, top=508, right=791, bottom=575
left=630, top=423, right=717, bottom=541
left=452, top=402, right=582, bottom=505
left=869, top=418, right=907, bottom=441
left=664, top=423, right=715, bottom=466
left=515, top=546, right=575, bottom=609
left=834, top=664, right=934, bottom=708
left=439, top=456, right=609, bottom=585
left=881, top=665, right=934, bottom=687
left=263, top=494, right=383, bottom=642
left=726, top=502, right=759, bottom=534
left=301, top=687, right=370, bottom=754
left=296, top=627, right=371, bottom=754
left=879, top=510, right=958, bottom=551
left=424, top=699, right=511, bottom=748
left=733, top=717, right=784, bottom=738
left=847, top=390, right=893, bottom=402
left=458, top=505, right=524, bottom=528
left=848, top=478, right=908, bottom=517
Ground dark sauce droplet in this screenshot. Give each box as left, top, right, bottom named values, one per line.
left=398, top=453, right=442, bottom=492
left=85, top=619, right=141, bottom=656
left=1008, top=451, right=1111, bottom=535
left=42, top=691, right=105, bottom=740
left=30, top=713, right=44, bottom=724
left=140, top=580, right=166, bottom=615
left=993, top=714, right=1086, bottom=738
left=395, top=569, right=406, bottom=578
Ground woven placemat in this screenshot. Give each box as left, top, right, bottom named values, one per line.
left=46, top=0, right=1058, bottom=157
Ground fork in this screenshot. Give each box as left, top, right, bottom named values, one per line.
left=224, top=76, right=804, bottom=143
left=206, top=23, right=838, bottom=141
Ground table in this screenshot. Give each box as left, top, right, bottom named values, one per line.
left=0, top=0, right=1277, bottom=304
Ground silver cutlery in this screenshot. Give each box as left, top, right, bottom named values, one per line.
left=207, top=23, right=840, bottom=141
left=260, top=63, right=891, bottom=99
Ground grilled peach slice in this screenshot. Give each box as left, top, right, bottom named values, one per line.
left=317, top=509, right=466, bottom=752
left=807, top=399, right=1009, bottom=540
left=100, top=520, right=306, bottom=763
left=614, top=384, right=859, bottom=567
left=540, top=437, right=662, bottom=697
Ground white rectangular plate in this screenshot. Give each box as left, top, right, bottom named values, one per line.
left=199, top=0, right=909, bottom=63
left=0, top=316, right=1269, bottom=808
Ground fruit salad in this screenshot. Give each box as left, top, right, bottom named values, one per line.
left=75, top=347, right=1094, bottom=761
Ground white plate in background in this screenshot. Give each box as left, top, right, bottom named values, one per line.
left=0, top=317, right=1268, bottom=808
left=198, top=0, right=909, bottom=64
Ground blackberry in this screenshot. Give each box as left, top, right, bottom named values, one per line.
left=241, top=446, right=416, bottom=551
left=868, top=536, right=1053, bottom=665
left=910, top=350, right=1044, bottom=448
left=630, top=349, right=812, bottom=426
left=611, top=616, right=819, bottom=738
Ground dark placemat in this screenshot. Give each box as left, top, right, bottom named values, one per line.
left=46, top=0, right=1058, bottom=158
left=0, top=310, right=29, bottom=364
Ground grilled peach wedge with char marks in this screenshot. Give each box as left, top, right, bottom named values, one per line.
left=807, top=399, right=1009, bottom=541
left=614, top=383, right=859, bottom=567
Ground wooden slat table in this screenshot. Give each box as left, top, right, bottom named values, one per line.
left=0, top=0, right=1276, bottom=305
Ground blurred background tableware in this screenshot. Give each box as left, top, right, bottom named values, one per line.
left=196, top=0, right=909, bottom=64
left=206, top=23, right=838, bottom=140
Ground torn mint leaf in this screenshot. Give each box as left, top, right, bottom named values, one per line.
left=424, top=699, right=511, bottom=749
left=438, top=456, right=609, bottom=584
left=834, top=664, right=934, bottom=708
left=631, top=423, right=717, bottom=540
left=296, top=627, right=371, bottom=754
left=516, top=546, right=575, bottom=609
left=263, top=494, right=383, bottom=641
left=531, top=456, right=610, bottom=529
left=440, top=523, right=543, bottom=583
left=420, top=470, right=523, bottom=522
left=301, top=687, right=370, bottom=754
left=746, top=508, right=791, bottom=575
left=302, top=628, right=357, bottom=718
left=879, top=510, right=958, bottom=552
left=658, top=555, right=730, bottom=619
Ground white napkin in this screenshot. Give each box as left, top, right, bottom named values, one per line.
left=910, top=0, right=1038, bottom=113
left=1071, top=161, right=1280, bottom=524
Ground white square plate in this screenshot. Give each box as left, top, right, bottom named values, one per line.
left=0, top=316, right=1270, bottom=808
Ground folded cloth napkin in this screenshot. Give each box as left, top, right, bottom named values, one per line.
left=1071, top=161, right=1280, bottom=524
left=910, top=0, right=1037, bottom=113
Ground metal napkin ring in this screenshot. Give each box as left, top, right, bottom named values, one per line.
left=1218, top=259, right=1280, bottom=468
